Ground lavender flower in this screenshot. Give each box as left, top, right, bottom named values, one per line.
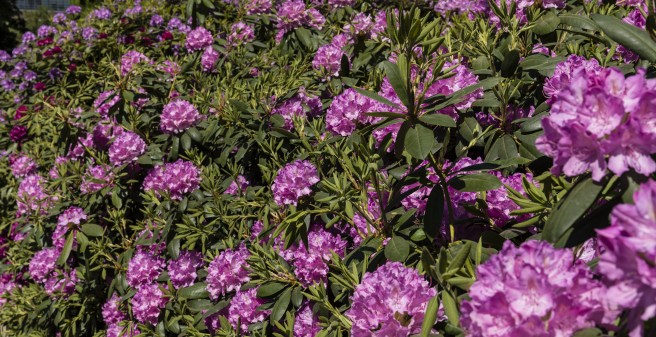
left=185, top=27, right=213, bottom=52
left=143, top=160, right=202, bottom=200
left=28, top=247, right=59, bottom=283
left=346, top=262, right=437, bottom=337
left=52, top=206, right=87, bottom=250
left=80, top=165, right=114, bottom=194
left=108, top=131, right=147, bottom=166
left=10, top=155, right=37, bottom=178
left=201, top=46, right=219, bottom=72
left=126, top=249, right=165, bottom=287
left=271, top=160, right=320, bottom=206
left=206, top=244, right=250, bottom=299
left=103, top=294, right=126, bottom=325
left=228, top=288, right=270, bottom=331
left=131, top=283, right=167, bottom=325
left=167, top=250, right=203, bottom=289
left=160, top=99, right=203, bottom=134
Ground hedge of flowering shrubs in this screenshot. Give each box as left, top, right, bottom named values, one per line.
left=2, top=0, right=656, bottom=336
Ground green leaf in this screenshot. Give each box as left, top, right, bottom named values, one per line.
left=187, top=128, right=202, bottom=143
left=187, top=299, right=213, bottom=312
left=380, top=61, right=411, bottom=108
left=448, top=173, right=502, bottom=192
left=270, top=288, right=291, bottom=323
left=500, top=49, right=521, bottom=78
left=591, top=13, right=656, bottom=62
left=295, top=28, right=313, bottom=49
left=419, top=114, right=456, bottom=128
left=424, top=185, right=445, bottom=238
left=486, top=134, right=518, bottom=162
left=404, top=123, right=435, bottom=159
left=181, top=133, right=192, bottom=151
left=178, top=283, right=210, bottom=299
left=384, top=236, right=410, bottom=262
left=420, top=295, right=440, bottom=337
left=80, top=224, right=104, bottom=237
left=256, top=282, right=287, bottom=298
left=559, top=14, right=600, bottom=31
left=57, top=232, right=75, bottom=265
left=532, top=11, right=560, bottom=35
left=111, top=192, right=122, bottom=209
left=442, top=290, right=459, bottom=326
left=447, top=241, right=472, bottom=274
left=573, top=328, right=603, bottom=337
left=542, top=176, right=605, bottom=243
left=168, top=238, right=181, bottom=260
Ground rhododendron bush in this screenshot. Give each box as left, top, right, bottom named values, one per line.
left=2, top=0, right=656, bottom=336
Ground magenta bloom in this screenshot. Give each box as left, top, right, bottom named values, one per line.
left=80, top=165, right=114, bottom=194
left=143, top=160, right=202, bottom=200
left=109, top=131, right=146, bottom=166
left=126, top=249, right=165, bottom=288
left=597, top=180, right=656, bottom=337
left=537, top=66, right=656, bottom=181
left=103, top=294, right=126, bottom=325
left=160, top=99, right=203, bottom=134
left=52, top=206, right=87, bottom=250
left=227, top=22, right=255, bottom=47
left=346, top=262, right=437, bottom=337
left=120, top=51, right=150, bottom=76
left=206, top=244, right=250, bottom=299
left=17, top=174, right=53, bottom=216
left=185, top=26, right=213, bottom=52
left=228, top=288, right=270, bottom=331
left=201, top=46, right=219, bottom=72
left=294, top=302, right=321, bottom=337
left=461, top=240, right=610, bottom=337
left=325, top=88, right=383, bottom=136
left=224, top=175, right=249, bottom=195
left=280, top=227, right=347, bottom=286
left=9, top=125, right=27, bottom=143
left=131, top=283, right=167, bottom=325
left=312, top=43, right=345, bottom=79
left=94, top=90, right=121, bottom=117
left=167, top=250, right=203, bottom=289
left=10, top=155, right=37, bottom=178
left=275, top=0, right=325, bottom=42
left=271, top=160, right=320, bottom=206
left=28, top=247, right=59, bottom=283
left=542, top=55, right=602, bottom=104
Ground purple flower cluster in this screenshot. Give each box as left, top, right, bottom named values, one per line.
left=109, top=131, right=147, bottom=166
left=10, top=155, right=37, bottom=178
left=228, top=288, right=270, bottom=331
left=52, top=206, right=87, bottom=250
left=120, top=51, right=151, bottom=76
left=597, top=180, right=656, bottom=337
left=103, top=294, right=126, bottom=325
left=206, top=244, right=250, bottom=299
left=28, top=247, right=59, bottom=283
left=201, top=46, right=220, bottom=72
left=271, top=92, right=322, bottom=130
left=94, top=90, right=121, bottom=117
left=325, top=88, right=382, bottom=136
left=17, top=175, right=53, bottom=216
left=132, top=283, right=168, bottom=325
left=80, top=164, right=114, bottom=194
left=185, top=26, right=213, bottom=52
left=312, top=42, right=346, bottom=79
left=224, top=175, right=249, bottom=195
left=167, top=250, right=203, bottom=289
left=537, top=63, right=656, bottom=181
left=294, top=303, right=321, bottom=337
left=143, top=159, right=202, bottom=200
left=279, top=227, right=347, bottom=286
left=227, top=22, right=255, bottom=47
left=271, top=160, right=320, bottom=206
left=461, top=240, right=610, bottom=337
left=126, top=249, right=165, bottom=287
left=160, top=99, right=203, bottom=134
left=346, top=262, right=437, bottom=337
left=275, top=0, right=325, bottom=42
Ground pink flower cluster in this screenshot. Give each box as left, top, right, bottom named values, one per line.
left=17, top=174, right=53, bottom=216
left=224, top=175, right=249, bottom=195
left=271, top=91, right=322, bottom=130
left=126, top=249, right=165, bottom=287
left=346, top=262, right=437, bottom=337
left=160, top=99, right=203, bottom=134
left=143, top=159, right=202, bottom=200
left=80, top=164, right=114, bottom=194
left=294, top=302, right=321, bottom=337
left=132, top=283, right=167, bottom=325
left=461, top=240, right=610, bottom=337
left=201, top=46, right=219, bottom=72
left=228, top=288, right=270, bottom=331
left=52, top=206, right=87, bottom=250
left=537, top=61, right=656, bottom=181
left=206, top=244, right=250, bottom=299
left=325, top=88, right=382, bottom=136
left=167, top=250, right=203, bottom=289
left=10, top=155, right=37, bottom=178
left=120, top=51, right=151, bottom=76
left=271, top=160, right=320, bottom=206
left=227, top=22, right=255, bottom=47
left=275, top=0, right=325, bottom=42
left=108, top=131, right=147, bottom=166
left=597, top=180, right=656, bottom=337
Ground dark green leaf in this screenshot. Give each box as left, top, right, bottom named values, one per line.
left=448, top=173, right=502, bottom=192
left=591, top=13, right=656, bottom=62
left=424, top=185, right=444, bottom=238
left=178, top=283, right=210, bottom=299
left=80, top=224, right=104, bottom=237
left=532, top=11, right=560, bottom=35
left=543, top=176, right=605, bottom=243
left=57, top=232, right=75, bottom=265
left=381, top=61, right=411, bottom=108
left=354, top=87, right=399, bottom=108
left=442, top=290, right=459, bottom=326
left=256, top=282, right=287, bottom=298
left=420, top=295, right=440, bottom=337
left=270, top=288, right=291, bottom=323
left=384, top=236, right=410, bottom=262
left=500, top=50, right=521, bottom=78
left=419, top=114, right=456, bottom=128
left=404, top=123, right=435, bottom=159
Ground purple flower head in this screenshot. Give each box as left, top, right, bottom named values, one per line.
left=10, top=155, right=37, bottom=178
left=9, top=125, right=27, bottom=143
left=80, top=165, right=114, bottom=194
left=52, top=206, right=87, bottom=250
left=65, top=5, right=81, bottom=15
left=245, top=0, right=273, bottom=14
left=597, top=180, right=656, bottom=337
left=275, top=0, right=325, bottom=42
left=486, top=173, right=537, bottom=227
left=131, top=283, right=167, bottom=325
left=227, top=22, right=255, bottom=47
left=106, top=323, right=140, bottom=337
left=160, top=99, right=203, bottom=134
left=201, top=46, right=219, bottom=72
left=206, top=244, right=250, bottom=299
left=346, top=262, right=438, bottom=337
left=109, top=131, right=147, bottom=166
left=126, top=249, right=165, bottom=288
left=312, top=43, right=345, bottom=79
left=150, top=14, right=164, bottom=27
left=272, top=160, right=320, bottom=206
left=120, top=51, right=151, bottom=76
left=326, top=88, right=384, bottom=136
left=94, top=90, right=121, bottom=117
left=294, top=302, right=321, bottom=337
left=185, top=27, right=213, bottom=52
left=103, top=294, right=126, bottom=325
left=228, top=288, right=270, bottom=331
left=44, top=269, right=78, bottom=296
left=29, top=247, right=60, bottom=283
left=37, top=25, right=58, bottom=37
left=167, top=250, right=203, bottom=289
left=543, top=55, right=603, bottom=104
left=90, top=7, right=112, bottom=20
left=17, top=175, right=53, bottom=216
left=461, top=240, right=611, bottom=337
left=283, top=227, right=347, bottom=286
left=143, top=160, right=202, bottom=200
